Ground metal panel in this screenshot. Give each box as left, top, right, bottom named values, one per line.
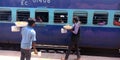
left=0, top=0, right=120, bottom=10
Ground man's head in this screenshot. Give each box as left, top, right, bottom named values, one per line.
left=73, top=18, right=79, bottom=23
left=27, top=18, right=36, bottom=27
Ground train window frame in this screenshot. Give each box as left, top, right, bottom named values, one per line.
left=54, top=10, right=68, bottom=24
left=16, top=9, right=30, bottom=21
left=93, top=11, right=108, bottom=25
left=35, top=10, right=49, bottom=23
left=113, top=12, right=120, bottom=26
left=73, top=11, right=88, bottom=24
left=0, top=9, right=11, bottom=22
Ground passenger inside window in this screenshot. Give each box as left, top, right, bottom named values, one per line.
left=114, top=20, right=120, bottom=26
left=36, top=16, right=43, bottom=22
left=60, top=19, right=64, bottom=23
left=98, top=20, right=106, bottom=25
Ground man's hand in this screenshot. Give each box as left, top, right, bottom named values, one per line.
left=32, top=42, right=38, bottom=54
left=33, top=49, right=38, bottom=54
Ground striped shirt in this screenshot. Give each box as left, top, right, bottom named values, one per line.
left=72, top=21, right=81, bottom=34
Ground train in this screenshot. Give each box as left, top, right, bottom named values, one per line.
left=0, top=0, right=120, bottom=50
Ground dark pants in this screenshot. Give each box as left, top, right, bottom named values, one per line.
left=65, top=35, right=80, bottom=60
left=20, top=48, right=31, bottom=60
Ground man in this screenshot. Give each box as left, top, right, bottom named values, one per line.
left=64, top=18, right=81, bottom=60
left=20, top=19, right=38, bottom=60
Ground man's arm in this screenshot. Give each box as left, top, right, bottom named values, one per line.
left=32, top=41, right=38, bottom=54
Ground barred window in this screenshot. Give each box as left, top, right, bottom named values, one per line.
left=73, top=11, right=88, bottom=24
left=113, top=12, right=120, bottom=26
left=54, top=10, right=68, bottom=23
left=17, top=10, right=30, bottom=21
left=0, top=10, right=11, bottom=21
left=93, top=11, right=108, bottom=25
left=35, top=10, right=49, bottom=23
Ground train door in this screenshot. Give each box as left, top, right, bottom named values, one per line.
left=54, top=10, right=68, bottom=23
left=35, top=10, right=49, bottom=23
left=73, top=11, right=88, bottom=24
left=16, top=9, right=30, bottom=21
left=93, top=11, right=108, bottom=25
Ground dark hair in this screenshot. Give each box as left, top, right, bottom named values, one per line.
left=73, top=18, right=79, bottom=22
left=27, top=19, right=35, bottom=26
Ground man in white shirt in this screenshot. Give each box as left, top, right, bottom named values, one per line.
left=64, top=18, right=81, bottom=60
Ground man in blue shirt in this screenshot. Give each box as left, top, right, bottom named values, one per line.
left=20, top=19, right=37, bottom=60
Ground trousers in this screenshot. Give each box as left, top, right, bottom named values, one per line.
left=20, top=48, right=31, bottom=60
left=65, top=35, right=80, bottom=60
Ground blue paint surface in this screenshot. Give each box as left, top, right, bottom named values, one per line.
left=0, top=0, right=120, bottom=10
left=0, top=23, right=120, bottom=49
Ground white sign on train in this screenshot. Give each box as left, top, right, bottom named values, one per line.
left=21, top=0, right=51, bottom=6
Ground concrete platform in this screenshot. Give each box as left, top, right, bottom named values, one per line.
left=0, top=50, right=119, bottom=60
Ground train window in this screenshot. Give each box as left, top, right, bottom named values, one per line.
left=93, top=11, right=108, bottom=25
left=113, top=12, right=120, bottom=26
left=17, top=10, right=30, bottom=21
left=73, top=11, right=87, bottom=24
left=0, top=10, right=11, bottom=22
left=54, top=10, right=68, bottom=23
left=35, top=10, right=49, bottom=23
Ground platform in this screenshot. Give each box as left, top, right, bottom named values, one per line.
left=0, top=50, right=119, bottom=60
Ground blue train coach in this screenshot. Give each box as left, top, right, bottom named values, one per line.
left=0, top=0, right=120, bottom=50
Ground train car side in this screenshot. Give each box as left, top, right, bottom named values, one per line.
left=80, top=26, right=120, bottom=49
left=0, top=7, right=120, bottom=49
